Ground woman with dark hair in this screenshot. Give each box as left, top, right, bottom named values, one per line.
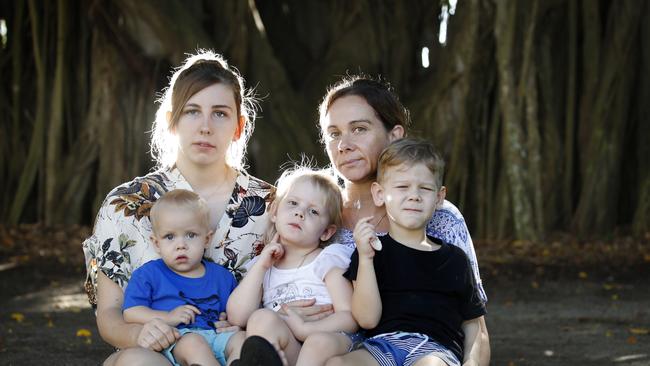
left=318, top=76, right=491, bottom=365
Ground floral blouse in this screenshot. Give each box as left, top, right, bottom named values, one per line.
left=82, top=167, right=275, bottom=307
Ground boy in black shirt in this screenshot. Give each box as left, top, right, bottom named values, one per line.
left=335, top=139, right=485, bottom=366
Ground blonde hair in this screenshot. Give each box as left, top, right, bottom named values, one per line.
left=377, top=138, right=445, bottom=189
left=269, top=166, right=343, bottom=245
left=151, top=50, right=257, bottom=169
left=150, top=189, right=210, bottom=234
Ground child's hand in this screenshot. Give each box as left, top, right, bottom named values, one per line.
left=164, top=304, right=200, bottom=326
left=354, top=216, right=381, bottom=258
left=258, top=233, right=285, bottom=269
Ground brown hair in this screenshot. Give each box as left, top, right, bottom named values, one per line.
left=151, top=50, right=257, bottom=169
left=318, top=75, right=411, bottom=141
left=150, top=189, right=210, bottom=234
left=376, top=138, right=445, bottom=189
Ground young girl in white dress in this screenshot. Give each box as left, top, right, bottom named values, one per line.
left=227, top=166, right=358, bottom=366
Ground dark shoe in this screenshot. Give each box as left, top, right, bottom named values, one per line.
left=231, top=336, right=283, bottom=366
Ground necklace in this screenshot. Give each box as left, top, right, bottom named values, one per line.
left=290, top=246, right=320, bottom=269
left=347, top=198, right=388, bottom=229
left=374, top=212, right=387, bottom=229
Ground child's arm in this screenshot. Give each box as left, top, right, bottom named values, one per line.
left=226, top=234, right=284, bottom=327
left=96, top=272, right=180, bottom=350
left=283, top=267, right=358, bottom=341
left=124, top=304, right=200, bottom=327
left=461, top=317, right=481, bottom=366
left=350, top=216, right=382, bottom=329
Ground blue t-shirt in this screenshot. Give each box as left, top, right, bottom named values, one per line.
left=123, top=259, right=237, bottom=330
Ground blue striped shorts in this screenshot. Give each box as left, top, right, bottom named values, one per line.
left=361, top=331, right=460, bottom=366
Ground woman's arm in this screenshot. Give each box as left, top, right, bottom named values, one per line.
left=433, top=202, right=490, bottom=363
left=96, top=272, right=179, bottom=350
left=461, top=317, right=481, bottom=366
left=276, top=299, right=334, bottom=321
left=283, top=267, right=358, bottom=341
left=478, top=316, right=491, bottom=366
left=124, top=304, right=200, bottom=327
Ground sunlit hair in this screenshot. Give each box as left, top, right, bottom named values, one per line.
left=151, top=50, right=258, bottom=169
left=377, top=138, right=445, bottom=189
left=268, top=165, right=343, bottom=246
left=318, top=75, right=411, bottom=143
left=150, top=189, right=210, bottom=235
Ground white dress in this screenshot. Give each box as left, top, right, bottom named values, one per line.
left=248, top=244, right=353, bottom=311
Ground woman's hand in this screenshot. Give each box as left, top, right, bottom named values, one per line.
left=281, top=304, right=310, bottom=341
left=214, top=311, right=242, bottom=333
left=136, top=318, right=180, bottom=351
left=164, top=304, right=200, bottom=326
left=353, top=216, right=380, bottom=259
left=276, top=298, right=333, bottom=322
left=258, top=233, right=285, bottom=269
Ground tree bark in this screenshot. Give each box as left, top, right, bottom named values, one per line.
left=9, top=0, right=48, bottom=224
left=633, top=2, right=650, bottom=235
left=494, top=0, right=539, bottom=240
left=573, top=1, right=642, bottom=236
left=45, top=0, right=67, bottom=224
left=563, top=0, right=577, bottom=225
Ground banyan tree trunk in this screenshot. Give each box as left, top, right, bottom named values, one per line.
left=1, top=0, right=647, bottom=241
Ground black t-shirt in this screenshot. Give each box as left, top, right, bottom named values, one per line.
left=344, top=234, right=486, bottom=361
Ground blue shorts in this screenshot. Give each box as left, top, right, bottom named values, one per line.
left=361, top=331, right=460, bottom=366
left=342, top=331, right=366, bottom=352
left=163, top=328, right=235, bottom=366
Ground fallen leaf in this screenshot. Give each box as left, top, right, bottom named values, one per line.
left=76, top=329, right=91, bottom=337
left=578, top=271, right=588, bottom=279
left=513, top=240, right=526, bottom=248
left=603, top=283, right=614, bottom=290
left=626, top=335, right=637, bottom=344
left=629, top=328, right=649, bottom=335
left=10, top=313, right=24, bottom=323
left=611, top=294, right=619, bottom=301
left=605, top=330, right=613, bottom=337
left=531, top=281, right=539, bottom=289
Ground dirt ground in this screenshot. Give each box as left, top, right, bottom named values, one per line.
left=0, top=226, right=649, bottom=365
